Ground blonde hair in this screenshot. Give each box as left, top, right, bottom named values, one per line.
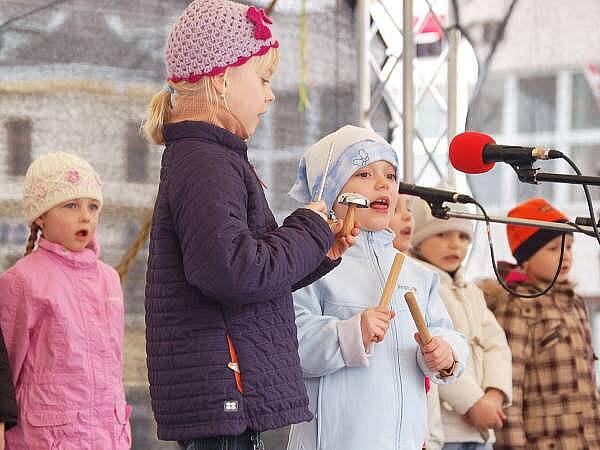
left=24, top=222, right=41, bottom=256
left=143, top=47, right=279, bottom=145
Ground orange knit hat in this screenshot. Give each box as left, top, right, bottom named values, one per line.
left=507, top=198, right=570, bottom=264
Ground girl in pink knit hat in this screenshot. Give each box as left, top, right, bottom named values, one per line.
left=0, top=152, right=132, bottom=449
left=142, top=1, right=358, bottom=449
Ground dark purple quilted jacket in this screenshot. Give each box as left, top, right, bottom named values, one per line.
left=145, top=121, right=337, bottom=441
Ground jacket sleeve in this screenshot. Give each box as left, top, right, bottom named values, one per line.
left=418, top=273, right=469, bottom=384
left=491, top=301, right=530, bottom=450
left=479, top=290, right=513, bottom=406
left=294, top=282, right=369, bottom=378
left=0, top=321, right=17, bottom=430
left=437, top=371, right=484, bottom=415
left=292, top=257, right=340, bottom=292
left=168, top=153, right=334, bottom=306
left=0, top=270, right=31, bottom=423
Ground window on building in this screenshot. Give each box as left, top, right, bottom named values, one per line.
left=319, top=87, right=356, bottom=138
left=569, top=144, right=600, bottom=202
left=518, top=75, right=556, bottom=133
left=482, top=21, right=501, bottom=44
left=126, top=121, right=148, bottom=183
left=273, top=93, right=309, bottom=148
left=269, top=158, right=301, bottom=216
left=516, top=160, right=556, bottom=202
left=415, top=86, right=446, bottom=139
left=572, top=72, right=600, bottom=129
left=416, top=39, right=442, bottom=58
left=5, top=118, right=32, bottom=176
left=467, top=77, right=503, bottom=134
left=467, top=166, right=504, bottom=206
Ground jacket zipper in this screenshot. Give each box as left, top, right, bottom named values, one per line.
left=226, top=334, right=244, bottom=393
left=366, top=232, right=402, bottom=450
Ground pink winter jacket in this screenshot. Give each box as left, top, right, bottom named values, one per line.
left=0, top=238, right=132, bottom=449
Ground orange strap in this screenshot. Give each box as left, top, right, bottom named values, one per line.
left=226, top=334, right=244, bottom=394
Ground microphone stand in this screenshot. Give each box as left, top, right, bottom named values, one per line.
left=535, top=172, right=600, bottom=186
left=505, top=160, right=600, bottom=186
left=433, top=208, right=595, bottom=236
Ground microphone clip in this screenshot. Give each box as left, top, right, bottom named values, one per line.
left=506, top=161, right=539, bottom=185
left=427, top=201, right=451, bottom=220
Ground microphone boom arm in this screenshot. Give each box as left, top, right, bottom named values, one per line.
left=445, top=210, right=594, bottom=236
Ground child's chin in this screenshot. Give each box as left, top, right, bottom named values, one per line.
left=362, top=223, right=389, bottom=232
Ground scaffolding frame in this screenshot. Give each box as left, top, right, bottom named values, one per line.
left=358, top=0, right=460, bottom=186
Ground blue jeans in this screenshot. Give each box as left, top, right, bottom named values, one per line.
left=178, top=430, right=263, bottom=450
left=442, top=443, right=493, bottom=450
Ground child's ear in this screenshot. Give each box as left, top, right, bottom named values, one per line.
left=210, top=72, right=227, bottom=95
left=34, top=217, right=44, bottom=229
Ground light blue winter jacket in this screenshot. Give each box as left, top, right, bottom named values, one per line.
left=287, top=229, right=468, bottom=450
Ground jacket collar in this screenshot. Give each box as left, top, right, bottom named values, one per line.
left=37, top=237, right=99, bottom=269
left=163, top=121, right=248, bottom=160
left=503, top=267, right=575, bottom=295
left=353, top=228, right=395, bottom=252
left=415, top=258, right=467, bottom=287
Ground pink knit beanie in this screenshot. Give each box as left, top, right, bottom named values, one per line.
left=166, top=0, right=279, bottom=83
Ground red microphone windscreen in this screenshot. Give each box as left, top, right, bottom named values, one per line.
left=449, top=132, right=496, bottom=174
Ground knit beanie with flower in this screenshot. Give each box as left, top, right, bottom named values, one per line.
left=23, top=152, right=103, bottom=224
left=166, top=0, right=279, bottom=83
left=506, top=197, right=570, bottom=265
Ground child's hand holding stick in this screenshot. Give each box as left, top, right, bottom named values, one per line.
left=406, top=291, right=456, bottom=378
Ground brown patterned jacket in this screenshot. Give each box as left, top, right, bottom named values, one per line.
left=481, top=274, right=600, bottom=450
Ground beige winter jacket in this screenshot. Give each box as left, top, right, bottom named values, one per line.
left=420, top=262, right=513, bottom=445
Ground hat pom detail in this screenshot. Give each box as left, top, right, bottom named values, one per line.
left=246, top=6, right=272, bottom=40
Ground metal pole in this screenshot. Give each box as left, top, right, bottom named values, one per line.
left=446, top=210, right=595, bottom=235
left=358, top=0, right=370, bottom=127
left=447, top=21, right=459, bottom=187
left=402, top=0, right=414, bottom=183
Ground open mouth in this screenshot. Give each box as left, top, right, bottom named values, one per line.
left=399, top=226, right=412, bottom=236
left=443, top=255, right=460, bottom=262
left=370, top=196, right=390, bottom=211
left=75, top=230, right=89, bottom=238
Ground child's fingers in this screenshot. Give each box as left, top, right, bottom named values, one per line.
left=498, top=409, right=507, bottom=421
left=422, top=344, right=454, bottom=370
left=413, top=332, right=422, bottom=346
left=416, top=334, right=440, bottom=353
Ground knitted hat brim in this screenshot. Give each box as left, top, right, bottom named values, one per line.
left=412, top=217, right=474, bottom=249
left=168, top=42, right=279, bottom=83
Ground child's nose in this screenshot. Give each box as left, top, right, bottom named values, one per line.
left=376, top=176, right=391, bottom=190
left=265, top=86, right=275, bottom=103
left=80, top=209, right=92, bottom=221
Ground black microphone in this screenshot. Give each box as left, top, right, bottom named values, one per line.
left=398, top=182, right=475, bottom=204
left=450, top=132, right=564, bottom=174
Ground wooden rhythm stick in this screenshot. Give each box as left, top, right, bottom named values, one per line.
left=377, top=252, right=406, bottom=309
left=404, top=290, right=433, bottom=344
left=405, top=291, right=457, bottom=378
